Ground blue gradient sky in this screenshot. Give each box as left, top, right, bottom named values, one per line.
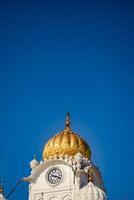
left=0, top=0, right=134, bottom=199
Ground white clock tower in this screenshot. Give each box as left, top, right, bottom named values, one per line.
left=24, top=113, right=107, bottom=200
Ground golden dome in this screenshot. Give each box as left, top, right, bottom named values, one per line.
left=43, top=113, right=91, bottom=160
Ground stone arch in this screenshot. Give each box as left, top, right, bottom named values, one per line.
left=63, top=195, right=71, bottom=200
left=49, top=197, right=59, bottom=200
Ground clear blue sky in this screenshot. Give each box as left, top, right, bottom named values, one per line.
left=0, top=0, right=134, bottom=199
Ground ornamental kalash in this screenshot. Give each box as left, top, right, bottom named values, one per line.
left=24, top=113, right=107, bottom=200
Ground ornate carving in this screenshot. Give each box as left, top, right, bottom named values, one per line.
left=63, top=195, right=71, bottom=200
left=49, top=197, right=59, bottom=200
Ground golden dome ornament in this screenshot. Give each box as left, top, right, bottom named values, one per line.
left=43, top=113, right=91, bottom=160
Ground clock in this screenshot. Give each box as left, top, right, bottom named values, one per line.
left=47, top=168, right=62, bottom=185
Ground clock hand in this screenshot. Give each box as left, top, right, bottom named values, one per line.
left=51, top=175, right=60, bottom=179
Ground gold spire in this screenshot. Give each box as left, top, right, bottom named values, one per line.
left=65, top=112, right=71, bottom=128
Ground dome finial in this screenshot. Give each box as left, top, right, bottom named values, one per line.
left=65, top=112, right=71, bottom=128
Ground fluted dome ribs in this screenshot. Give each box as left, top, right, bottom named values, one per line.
left=43, top=113, right=91, bottom=160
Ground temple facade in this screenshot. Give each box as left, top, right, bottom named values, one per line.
left=23, top=113, right=107, bottom=200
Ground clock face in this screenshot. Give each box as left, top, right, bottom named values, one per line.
left=48, top=168, right=62, bottom=185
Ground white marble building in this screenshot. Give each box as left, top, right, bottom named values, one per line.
left=23, top=113, right=107, bottom=200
